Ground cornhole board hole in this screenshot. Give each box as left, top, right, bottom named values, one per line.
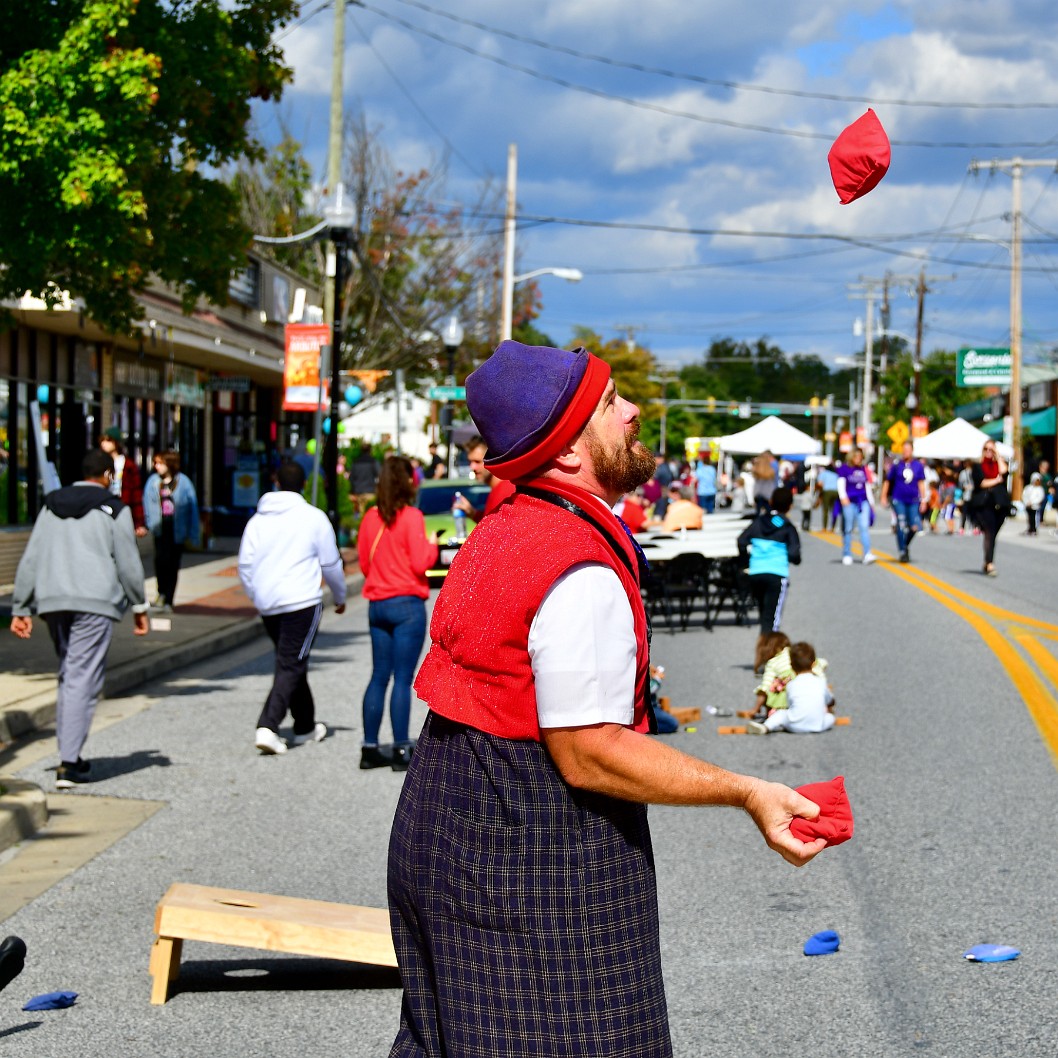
left=149, top=883, right=397, bottom=1004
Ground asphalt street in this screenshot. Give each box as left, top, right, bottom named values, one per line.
left=2, top=519, right=1057, bottom=1057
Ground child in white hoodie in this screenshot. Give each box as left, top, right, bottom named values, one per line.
left=238, top=461, right=347, bottom=755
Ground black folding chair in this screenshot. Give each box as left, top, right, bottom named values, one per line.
left=706, top=558, right=756, bottom=628
left=662, top=553, right=711, bottom=630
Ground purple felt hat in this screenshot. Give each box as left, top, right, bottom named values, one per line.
left=466, top=340, right=611, bottom=480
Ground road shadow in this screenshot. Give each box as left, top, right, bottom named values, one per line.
left=0, top=1021, right=42, bottom=1040
left=172, top=956, right=401, bottom=999
left=47, top=750, right=172, bottom=782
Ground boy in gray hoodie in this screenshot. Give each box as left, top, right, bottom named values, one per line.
left=11, top=449, right=149, bottom=787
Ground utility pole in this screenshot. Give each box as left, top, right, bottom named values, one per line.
left=614, top=324, right=642, bottom=353
left=869, top=271, right=954, bottom=411
left=968, top=156, right=1058, bottom=499
left=848, top=280, right=879, bottom=452
left=500, top=144, right=517, bottom=341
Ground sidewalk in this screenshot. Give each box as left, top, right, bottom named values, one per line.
left=0, top=538, right=362, bottom=745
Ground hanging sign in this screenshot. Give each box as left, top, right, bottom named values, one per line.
left=283, top=324, right=331, bottom=412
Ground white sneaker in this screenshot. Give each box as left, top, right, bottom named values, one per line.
left=746, top=720, right=769, bottom=735
left=292, top=722, right=328, bottom=746
left=254, top=727, right=287, bottom=755
left=862, top=552, right=877, bottom=566
left=842, top=555, right=853, bottom=566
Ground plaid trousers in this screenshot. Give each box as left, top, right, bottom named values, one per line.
left=388, top=713, right=672, bottom=1058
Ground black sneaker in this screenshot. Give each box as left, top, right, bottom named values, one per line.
left=359, top=746, right=393, bottom=770
left=0, top=936, right=26, bottom=994
left=56, top=760, right=91, bottom=788
left=899, top=551, right=910, bottom=564
left=391, top=744, right=414, bottom=772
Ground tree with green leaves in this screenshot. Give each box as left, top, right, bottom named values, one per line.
left=0, top=0, right=298, bottom=333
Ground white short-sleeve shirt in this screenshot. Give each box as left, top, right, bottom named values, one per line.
left=529, top=561, right=637, bottom=729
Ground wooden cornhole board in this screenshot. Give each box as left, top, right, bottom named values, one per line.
left=149, top=882, right=397, bottom=1004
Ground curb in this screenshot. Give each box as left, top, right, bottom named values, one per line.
left=0, top=777, right=49, bottom=851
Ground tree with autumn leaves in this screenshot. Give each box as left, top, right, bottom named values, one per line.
left=0, top=0, right=297, bottom=332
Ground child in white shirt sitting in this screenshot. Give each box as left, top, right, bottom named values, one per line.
left=748, top=641, right=835, bottom=735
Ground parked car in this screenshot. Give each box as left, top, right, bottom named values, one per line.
left=416, top=478, right=493, bottom=584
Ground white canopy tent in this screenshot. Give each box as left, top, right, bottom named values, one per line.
left=912, top=418, right=1013, bottom=461
left=718, top=416, right=822, bottom=456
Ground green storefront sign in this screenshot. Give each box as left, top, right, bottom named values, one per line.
left=957, top=347, right=1011, bottom=387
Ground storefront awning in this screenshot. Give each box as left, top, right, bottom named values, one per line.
left=981, top=406, right=1056, bottom=438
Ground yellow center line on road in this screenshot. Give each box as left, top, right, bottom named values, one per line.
left=810, top=530, right=1058, bottom=764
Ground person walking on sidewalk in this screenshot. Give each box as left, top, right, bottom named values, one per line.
left=838, top=447, right=877, bottom=566
left=388, top=341, right=824, bottom=1058
left=99, top=428, right=147, bottom=536
left=10, top=449, right=149, bottom=788
left=880, top=441, right=927, bottom=563
left=356, top=456, right=439, bottom=772
left=238, top=461, right=347, bottom=755
left=144, top=451, right=200, bottom=609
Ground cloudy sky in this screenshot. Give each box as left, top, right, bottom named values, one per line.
left=259, top=0, right=1058, bottom=369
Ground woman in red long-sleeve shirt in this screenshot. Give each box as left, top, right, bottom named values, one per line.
left=356, top=456, right=439, bottom=771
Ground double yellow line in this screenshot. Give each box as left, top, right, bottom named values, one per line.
left=813, top=530, right=1058, bottom=763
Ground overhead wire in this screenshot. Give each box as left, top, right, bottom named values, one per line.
left=383, top=0, right=1058, bottom=111
left=348, top=13, right=485, bottom=178
left=358, top=3, right=1058, bottom=150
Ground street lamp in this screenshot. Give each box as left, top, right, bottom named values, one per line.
left=441, top=314, right=464, bottom=475
left=502, top=267, right=583, bottom=341
left=323, top=183, right=356, bottom=537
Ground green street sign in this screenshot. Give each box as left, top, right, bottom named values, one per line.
left=957, top=347, right=1011, bottom=387
left=428, top=385, right=466, bottom=401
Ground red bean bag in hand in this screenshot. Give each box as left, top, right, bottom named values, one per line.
left=828, top=109, right=890, bottom=204
left=790, top=775, right=854, bottom=847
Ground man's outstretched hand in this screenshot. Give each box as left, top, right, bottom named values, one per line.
left=743, top=778, right=827, bottom=866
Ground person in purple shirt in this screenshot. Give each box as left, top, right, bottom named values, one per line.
left=880, top=441, right=928, bottom=563
left=837, top=447, right=876, bottom=566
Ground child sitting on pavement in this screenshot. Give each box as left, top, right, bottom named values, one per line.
left=750, top=631, right=827, bottom=720
left=748, top=641, right=835, bottom=735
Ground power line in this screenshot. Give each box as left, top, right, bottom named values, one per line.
left=348, top=13, right=484, bottom=177
left=383, top=0, right=1058, bottom=111
left=358, top=3, right=1058, bottom=149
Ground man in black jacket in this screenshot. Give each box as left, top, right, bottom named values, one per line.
left=10, top=449, right=149, bottom=787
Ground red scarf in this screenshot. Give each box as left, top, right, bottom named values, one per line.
left=981, top=458, right=999, bottom=478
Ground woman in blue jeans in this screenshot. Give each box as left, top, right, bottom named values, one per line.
left=837, top=447, right=877, bottom=566
left=356, top=456, right=439, bottom=771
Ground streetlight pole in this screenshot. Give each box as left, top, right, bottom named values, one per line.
left=441, top=314, right=464, bottom=476
left=323, top=184, right=355, bottom=538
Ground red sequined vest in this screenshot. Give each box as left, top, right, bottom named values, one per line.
left=414, top=478, right=650, bottom=741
